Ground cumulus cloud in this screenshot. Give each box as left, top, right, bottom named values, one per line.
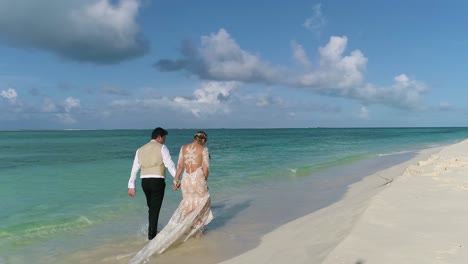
left=0, top=89, right=84, bottom=125
left=63, top=97, right=81, bottom=112
left=293, top=36, right=367, bottom=90
left=49, top=97, right=81, bottom=124
left=0, top=0, right=148, bottom=63
left=155, top=29, right=282, bottom=83
left=39, top=96, right=80, bottom=115
left=291, top=41, right=311, bottom=69
left=171, top=81, right=238, bottom=117
left=303, top=3, right=327, bottom=34
left=109, top=81, right=238, bottom=118
left=155, top=29, right=427, bottom=109
left=0, top=88, right=17, bottom=103
left=355, top=74, right=428, bottom=109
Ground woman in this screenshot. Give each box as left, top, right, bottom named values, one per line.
left=173, top=131, right=212, bottom=225
left=129, top=131, right=213, bottom=264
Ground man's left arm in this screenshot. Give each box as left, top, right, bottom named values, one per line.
left=128, top=150, right=141, bottom=197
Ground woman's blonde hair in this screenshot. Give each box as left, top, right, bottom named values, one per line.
left=194, top=131, right=208, bottom=144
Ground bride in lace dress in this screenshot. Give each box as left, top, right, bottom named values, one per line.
left=129, top=131, right=213, bottom=264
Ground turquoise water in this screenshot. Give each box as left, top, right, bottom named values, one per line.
left=1, top=128, right=468, bottom=263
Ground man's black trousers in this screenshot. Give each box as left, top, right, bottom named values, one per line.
left=141, top=178, right=166, bottom=240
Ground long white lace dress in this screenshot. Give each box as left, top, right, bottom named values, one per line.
left=129, top=145, right=213, bottom=264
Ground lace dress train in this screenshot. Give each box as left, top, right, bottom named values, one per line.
left=129, top=148, right=212, bottom=264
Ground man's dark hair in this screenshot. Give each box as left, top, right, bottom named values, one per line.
left=151, top=127, right=168, bottom=139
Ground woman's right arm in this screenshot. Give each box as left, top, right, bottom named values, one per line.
left=174, top=146, right=185, bottom=185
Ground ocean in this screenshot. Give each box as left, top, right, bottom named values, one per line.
left=1, top=128, right=468, bottom=263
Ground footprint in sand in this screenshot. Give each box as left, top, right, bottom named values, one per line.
left=456, top=184, right=468, bottom=191
left=403, top=167, right=424, bottom=176
left=434, top=243, right=463, bottom=263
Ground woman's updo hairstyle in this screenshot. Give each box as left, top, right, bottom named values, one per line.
left=194, top=131, right=208, bottom=144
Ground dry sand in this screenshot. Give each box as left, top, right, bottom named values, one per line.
left=221, top=140, right=468, bottom=264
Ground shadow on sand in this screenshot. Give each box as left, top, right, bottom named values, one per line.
left=207, top=199, right=252, bottom=232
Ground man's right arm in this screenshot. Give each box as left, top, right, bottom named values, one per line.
left=161, top=145, right=177, bottom=177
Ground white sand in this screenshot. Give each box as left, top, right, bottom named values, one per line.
left=220, top=140, right=468, bottom=264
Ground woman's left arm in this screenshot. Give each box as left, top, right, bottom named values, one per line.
left=202, top=147, right=210, bottom=180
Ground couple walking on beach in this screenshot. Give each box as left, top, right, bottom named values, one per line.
left=127, top=127, right=213, bottom=263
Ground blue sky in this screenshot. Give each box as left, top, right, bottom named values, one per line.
left=0, top=0, right=467, bottom=129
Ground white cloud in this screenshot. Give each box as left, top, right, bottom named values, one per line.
left=37, top=96, right=81, bottom=124
left=303, top=3, right=327, bottom=34
left=295, top=36, right=367, bottom=90
left=198, top=29, right=280, bottom=82
left=63, top=97, right=81, bottom=112
left=0, top=0, right=148, bottom=63
left=156, top=30, right=427, bottom=109
left=357, top=74, right=428, bottom=108
left=109, top=81, right=238, bottom=118
left=291, top=41, right=311, bottom=68
left=156, top=28, right=282, bottom=83
left=0, top=88, right=17, bottom=102
left=172, top=81, right=238, bottom=117
left=0, top=90, right=82, bottom=126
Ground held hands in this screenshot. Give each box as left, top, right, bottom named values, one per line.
left=172, top=180, right=181, bottom=191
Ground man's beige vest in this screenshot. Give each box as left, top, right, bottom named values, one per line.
left=138, top=141, right=166, bottom=176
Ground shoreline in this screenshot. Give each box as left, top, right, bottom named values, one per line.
left=29, top=140, right=460, bottom=264
left=47, top=146, right=431, bottom=264
left=219, top=143, right=450, bottom=264
left=322, top=139, right=468, bottom=263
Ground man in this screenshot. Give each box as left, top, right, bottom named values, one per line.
left=128, top=127, right=177, bottom=240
